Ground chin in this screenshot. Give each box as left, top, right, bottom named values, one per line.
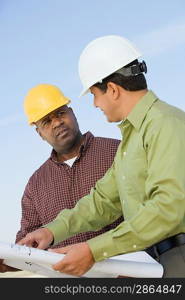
left=106, top=116, right=114, bottom=123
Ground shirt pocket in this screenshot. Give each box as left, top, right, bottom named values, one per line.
left=123, top=146, right=148, bottom=199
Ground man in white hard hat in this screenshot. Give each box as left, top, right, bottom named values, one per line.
left=0, top=83, right=122, bottom=273
left=18, top=36, right=185, bottom=277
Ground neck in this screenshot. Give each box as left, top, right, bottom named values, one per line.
left=57, top=133, right=84, bottom=162
left=121, top=89, right=148, bottom=119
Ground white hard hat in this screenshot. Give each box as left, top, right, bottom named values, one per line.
left=78, top=35, right=142, bottom=96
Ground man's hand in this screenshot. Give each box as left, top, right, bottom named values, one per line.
left=0, top=259, right=19, bottom=273
left=49, top=242, right=95, bottom=276
left=17, top=228, right=54, bottom=249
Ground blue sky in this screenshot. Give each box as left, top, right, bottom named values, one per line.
left=1, top=0, right=185, bottom=242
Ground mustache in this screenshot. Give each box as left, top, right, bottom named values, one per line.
left=55, top=125, right=69, bottom=137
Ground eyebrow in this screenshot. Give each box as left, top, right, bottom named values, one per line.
left=36, top=107, right=69, bottom=126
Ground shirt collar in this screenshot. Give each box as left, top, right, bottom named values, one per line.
left=118, top=90, right=158, bottom=131
left=50, top=131, right=94, bottom=163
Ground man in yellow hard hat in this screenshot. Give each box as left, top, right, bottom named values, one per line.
left=18, top=36, right=185, bottom=278
left=0, top=83, right=122, bottom=273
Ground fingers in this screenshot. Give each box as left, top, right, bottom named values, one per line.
left=17, top=228, right=54, bottom=249
left=0, top=262, right=18, bottom=273
left=37, top=240, right=50, bottom=249
left=48, top=245, right=72, bottom=254
left=52, top=258, right=84, bottom=277
left=17, top=236, right=35, bottom=247
left=52, top=257, right=73, bottom=274
left=0, top=264, right=7, bottom=272
left=17, top=238, right=26, bottom=245
left=18, top=238, right=47, bottom=249
left=51, top=243, right=94, bottom=276
left=48, top=247, right=75, bottom=274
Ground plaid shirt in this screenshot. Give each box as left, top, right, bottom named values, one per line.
left=16, top=132, right=122, bottom=247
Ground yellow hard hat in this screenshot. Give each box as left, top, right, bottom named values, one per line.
left=24, top=84, right=71, bottom=124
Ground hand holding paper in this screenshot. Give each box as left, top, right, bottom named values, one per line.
left=0, top=241, right=163, bottom=278
left=18, top=228, right=54, bottom=249
left=49, top=242, right=95, bottom=276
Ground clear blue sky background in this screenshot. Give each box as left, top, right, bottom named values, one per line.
left=1, top=0, right=185, bottom=242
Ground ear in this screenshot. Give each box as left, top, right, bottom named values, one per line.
left=69, top=107, right=78, bottom=122
left=68, top=107, right=74, bottom=115
left=35, top=127, right=45, bottom=141
left=107, top=82, right=120, bottom=101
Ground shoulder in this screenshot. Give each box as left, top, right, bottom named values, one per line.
left=27, top=158, right=51, bottom=185
left=146, top=100, right=185, bottom=131
left=85, top=131, right=120, bottom=151
left=150, top=99, right=185, bottom=120
left=85, top=135, right=120, bottom=159
left=143, top=100, right=185, bottom=145
left=92, top=136, right=121, bottom=148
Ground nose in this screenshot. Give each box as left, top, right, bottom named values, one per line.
left=93, top=97, right=99, bottom=108
left=51, top=116, right=64, bottom=128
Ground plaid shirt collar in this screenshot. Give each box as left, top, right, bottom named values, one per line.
left=50, top=131, right=94, bottom=164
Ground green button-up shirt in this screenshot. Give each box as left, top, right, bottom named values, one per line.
left=45, top=90, right=185, bottom=262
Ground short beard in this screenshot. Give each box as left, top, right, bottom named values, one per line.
left=56, top=130, right=83, bottom=155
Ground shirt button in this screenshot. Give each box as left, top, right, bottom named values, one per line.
left=123, top=151, right=127, bottom=156
left=133, top=245, right=137, bottom=249
left=103, top=252, right=108, bottom=257
left=122, top=175, right=126, bottom=180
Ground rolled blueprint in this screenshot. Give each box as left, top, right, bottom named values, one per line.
left=0, top=241, right=163, bottom=278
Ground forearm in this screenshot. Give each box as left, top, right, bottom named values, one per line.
left=0, top=259, right=20, bottom=273
left=88, top=191, right=185, bottom=262
left=45, top=166, right=122, bottom=245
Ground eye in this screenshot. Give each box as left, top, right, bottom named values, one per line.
left=42, top=118, right=51, bottom=126
left=57, top=110, right=66, bottom=117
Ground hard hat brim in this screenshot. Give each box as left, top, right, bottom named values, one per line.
left=29, top=97, right=71, bottom=125
left=79, top=88, right=89, bottom=98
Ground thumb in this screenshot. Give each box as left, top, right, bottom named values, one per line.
left=48, top=246, right=71, bottom=254
left=17, top=238, right=27, bottom=245
left=37, top=240, right=50, bottom=250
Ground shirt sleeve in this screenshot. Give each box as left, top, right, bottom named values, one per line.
left=45, top=162, right=122, bottom=244
left=15, top=179, right=42, bottom=242
left=87, top=115, right=185, bottom=261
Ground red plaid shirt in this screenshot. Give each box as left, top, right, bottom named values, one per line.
left=16, top=132, right=122, bottom=247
